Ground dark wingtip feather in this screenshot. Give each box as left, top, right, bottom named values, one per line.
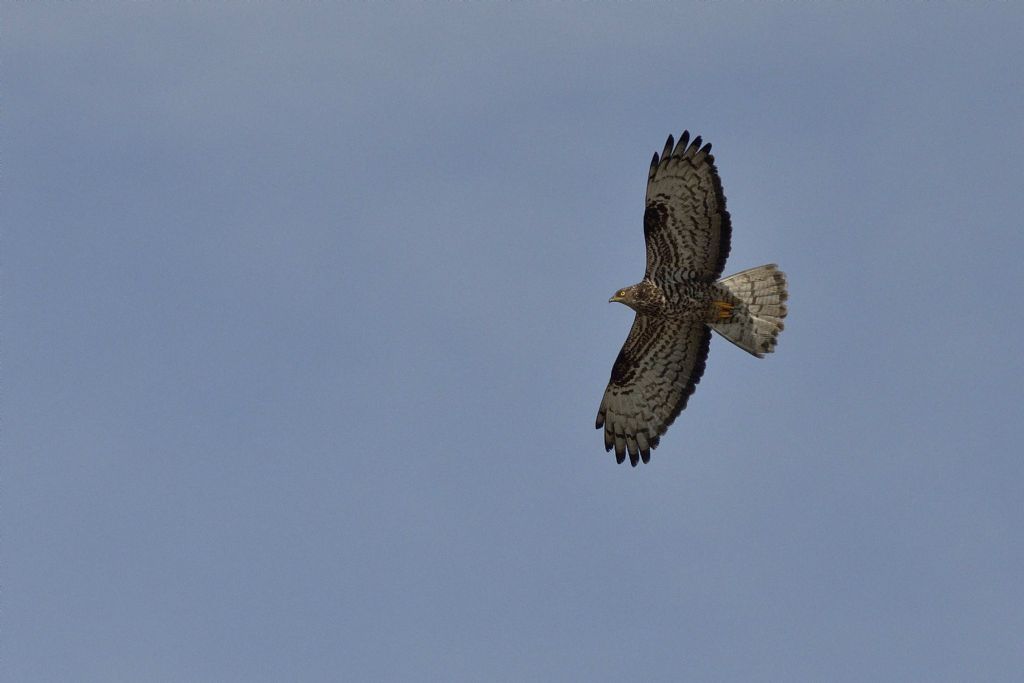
left=661, top=134, right=674, bottom=160
left=640, top=449, right=651, bottom=464
left=691, top=135, right=703, bottom=152
left=650, top=152, right=659, bottom=168
left=615, top=451, right=626, bottom=465
left=629, top=451, right=639, bottom=467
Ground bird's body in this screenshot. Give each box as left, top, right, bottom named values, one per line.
left=596, top=131, right=788, bottom=466
left=613, top=278, right=733, bottom=322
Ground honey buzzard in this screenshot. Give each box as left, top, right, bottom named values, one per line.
left=596, top=130, right=788, bottom=466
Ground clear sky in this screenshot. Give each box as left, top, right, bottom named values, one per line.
left=5, top=4, right=1024, bottom=681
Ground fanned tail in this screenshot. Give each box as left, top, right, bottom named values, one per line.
left=710, top=264, right=788, bottom=358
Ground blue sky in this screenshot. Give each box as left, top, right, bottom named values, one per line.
left=5, top=4, right=1024, bottom=681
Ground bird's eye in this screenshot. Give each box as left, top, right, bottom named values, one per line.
left=618, top=290, right=626, bottom=297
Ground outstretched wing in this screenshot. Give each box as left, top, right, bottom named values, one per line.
left=644, top=131, right=731, bottom=282
left=595, top=316, right=712, bottom=466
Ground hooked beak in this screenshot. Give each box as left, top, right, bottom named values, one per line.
left=608, top=295, right=621, bottom=304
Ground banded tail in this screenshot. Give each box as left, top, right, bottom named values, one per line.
left=711, top=264, right=788, bottom=358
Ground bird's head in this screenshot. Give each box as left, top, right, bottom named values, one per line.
left=609, top=281, right=664, bottom=314
left=610, top=284, right=648, bottom=313
left=608, top=286, right=636, bottom=307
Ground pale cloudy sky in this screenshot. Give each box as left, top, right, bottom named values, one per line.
left=5, top=4, right=1024, bottom=681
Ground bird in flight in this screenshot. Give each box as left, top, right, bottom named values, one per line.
left=596, top=130, right=788, bottom=466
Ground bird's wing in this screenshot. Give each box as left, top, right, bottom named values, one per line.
left=596, top=315, right=712, bottom=466
left=644, top=131, right=732, bottom=282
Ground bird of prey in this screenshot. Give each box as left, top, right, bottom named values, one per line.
left=596, top=130, right=788, bottom=466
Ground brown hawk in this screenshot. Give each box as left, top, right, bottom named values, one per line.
left=596, top=130, right=788, bottom=466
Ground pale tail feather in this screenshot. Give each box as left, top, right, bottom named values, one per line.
left=710, top=264, right=788, bottom=358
